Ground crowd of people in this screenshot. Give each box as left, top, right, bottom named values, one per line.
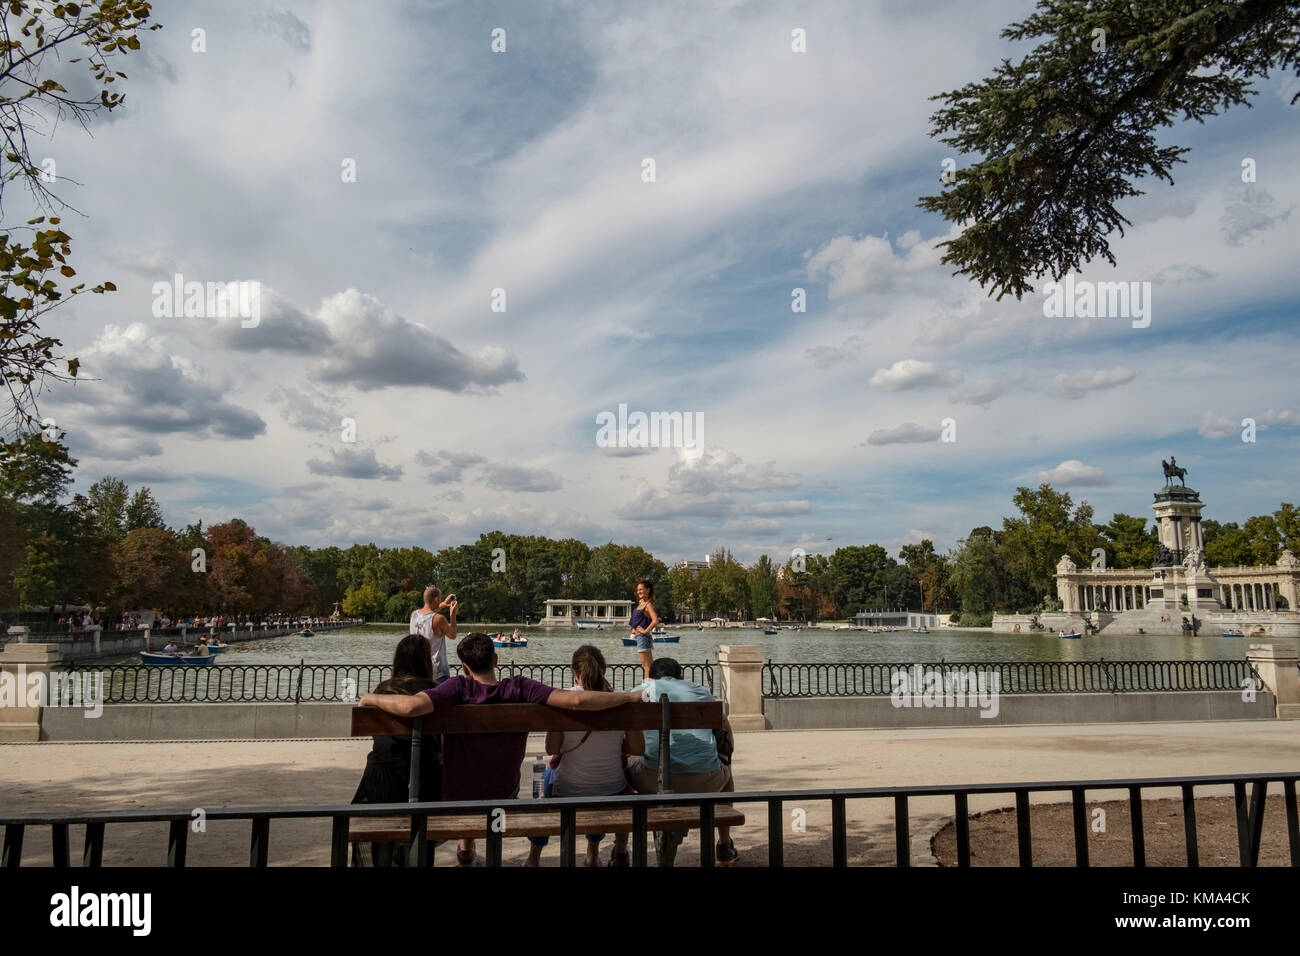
left=353, top=598, right=739, bottom=868
left=45, top=610, right=339, bottom=633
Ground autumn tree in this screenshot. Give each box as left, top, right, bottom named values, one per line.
left=2, top=1, right=160, bottom=438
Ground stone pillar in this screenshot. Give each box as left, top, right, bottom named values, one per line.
left=1247, top=644, right=1300, bottom=719
left=87, top=624, right=102, bottom=655
left=0, top=641, right=62, bottom=741
left=717, top=644, right=766, bottom=732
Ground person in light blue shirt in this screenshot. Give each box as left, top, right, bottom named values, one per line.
left=637, top=674, right=722, bottom=774
left=628, top=658, right=738, bottom=866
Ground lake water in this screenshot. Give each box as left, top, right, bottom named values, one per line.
left=103, top=624, right=1289, bottom=666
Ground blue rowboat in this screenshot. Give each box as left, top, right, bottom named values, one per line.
left=493, top=640, right=527, bottom=647
left=763, top=628, right=779, bottom=635
left=140, top=651, right=216, bottom=666
left=1058, top=631, right=1082, bottom=640
left=1222, top=630, right=1244, bottom=638
left=653, top=635, right=679, bottom=643
left=621, top=637, right=639, bottom=646
left=199, top=643, right=228, bottom=654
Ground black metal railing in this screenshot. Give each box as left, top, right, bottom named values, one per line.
left=58, top=660, right=714, bottom=704
left=2, top=771, right=1295, bottom=868
left=762, top=659, right=1262, bottom=698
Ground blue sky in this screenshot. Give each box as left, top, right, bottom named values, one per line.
left=23, top=0, right=1300, bottom=564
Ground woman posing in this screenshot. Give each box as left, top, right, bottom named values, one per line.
left=629, top=578, right=660, bottom=678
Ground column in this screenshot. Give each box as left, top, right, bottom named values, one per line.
left=0, top=639, right=62, bottom=742
left=1246, top=644, right=1300, bottom=719
left=718, top=644, right=766, bottom=731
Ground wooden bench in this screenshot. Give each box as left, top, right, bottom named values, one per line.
left=349, top=698, right=743, bottom=865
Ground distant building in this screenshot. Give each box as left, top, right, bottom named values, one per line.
left=679, top=557, right=712, bottom=575
left=541, top=599, right=633, bottom=627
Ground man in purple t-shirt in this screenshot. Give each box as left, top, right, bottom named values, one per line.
left=359, top=631, right=641, bottom=865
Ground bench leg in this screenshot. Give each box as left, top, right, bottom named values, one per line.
left=653, top=830, right=683, bottom=867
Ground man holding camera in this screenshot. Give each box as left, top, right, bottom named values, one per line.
left=410, top=585, right=459, bottom=681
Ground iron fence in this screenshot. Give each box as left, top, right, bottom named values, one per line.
left=762, top=658, right=1262, bottom=698
left=59, top=660, right=714, bottom=704
left=2, top=770, right=1295, bottom=868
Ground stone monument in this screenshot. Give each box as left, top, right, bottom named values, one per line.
left=1149, top=459, right=1220, bottom=612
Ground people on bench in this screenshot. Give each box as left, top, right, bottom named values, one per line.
left=351, top=633, right=442, bottom=866
left=525, top=644, right=645, bottom=868
left=358, top=632, right=642, bottom=866
left=628, top=657, right=739, bottom=866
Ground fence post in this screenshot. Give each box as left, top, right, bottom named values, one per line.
left=1246, top=644, right=1300, bottom=718
left=0, top=640, right=61, bottom=742
left=295, top=658, right=305, bottom=703
left=717, top=644, right=766, bottom=731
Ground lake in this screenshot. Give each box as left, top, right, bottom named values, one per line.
left=102, top=624, right=1289, bottom=666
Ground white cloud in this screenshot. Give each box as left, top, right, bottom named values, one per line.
left=1199, top=411, right=1238, bottom=439
left=951, top=374, right=1023, bottom=406
left=869, top=359, right=960, bottom=391
left=1038, top=460, right=1110, bottom=487
left=481, top=464, right=564, bottom=493
left=865, top=423, right=941, bottom=445
left=306, top=447, right=403, bottom=481
left=1053, top=367, right=1136, bottom=400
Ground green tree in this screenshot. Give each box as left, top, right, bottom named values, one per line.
left=829, top=545, right=896, bottom=613
left=1274, top=503, right=1300, bottom=554
left=12, top=537, right=57, bottom=609
left=0, top=432, right=75, bottom=505
left=381, top=589, right=422, bottom=623
left=919, top=0, right=1300, bottom=300
left=85, top=476, right=129, bottom=541
left=124, top=486, right=166, bottom=532
left=747, top=555, right=779, bottom=620
left=1000, top=484, right=1102, bottom=604
left=1100, top=512, right=1157, bottom=568
left=342, top=583, right=386, bottom=619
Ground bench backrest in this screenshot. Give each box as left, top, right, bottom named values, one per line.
left=351, top=699, right=725, bottom=798
left=351, top=701, right=724, bottom=736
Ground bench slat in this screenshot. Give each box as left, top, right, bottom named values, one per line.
left=351, top=701, right=724, bottom=737
left=349, top=806, right=745, bottom=842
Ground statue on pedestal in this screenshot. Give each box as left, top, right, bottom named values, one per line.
left=1161, top=457, right=1188, bottom=487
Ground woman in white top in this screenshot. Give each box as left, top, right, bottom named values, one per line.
left=524, top=645, right=644, bottom=867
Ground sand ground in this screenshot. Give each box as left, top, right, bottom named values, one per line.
left=2, top=719, right=1297, bottom=866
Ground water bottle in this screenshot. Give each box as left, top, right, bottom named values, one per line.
left=531, top=754, right=545, bottom=799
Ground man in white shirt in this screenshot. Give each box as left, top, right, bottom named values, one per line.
left=409, top=585, right=459, bottom=680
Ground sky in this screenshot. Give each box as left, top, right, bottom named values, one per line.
left=19, top=0, right=1300, bottom=565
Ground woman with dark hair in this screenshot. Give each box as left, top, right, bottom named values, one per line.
left=629, top=578, right=660, bottom=678
left=351, top=633, right=443, bottom=866
left=524, top=644, right=644, bottom=866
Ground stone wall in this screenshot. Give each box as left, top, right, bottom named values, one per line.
left=765, top=690, right=1277, bottom=730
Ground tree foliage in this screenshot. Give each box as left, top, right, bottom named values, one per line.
left=919, top=0, right=1300, bottom=299
left=1, top=1, right=159, bottom=438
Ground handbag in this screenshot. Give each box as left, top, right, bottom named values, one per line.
left=713, top=725, right=734, bottom=766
